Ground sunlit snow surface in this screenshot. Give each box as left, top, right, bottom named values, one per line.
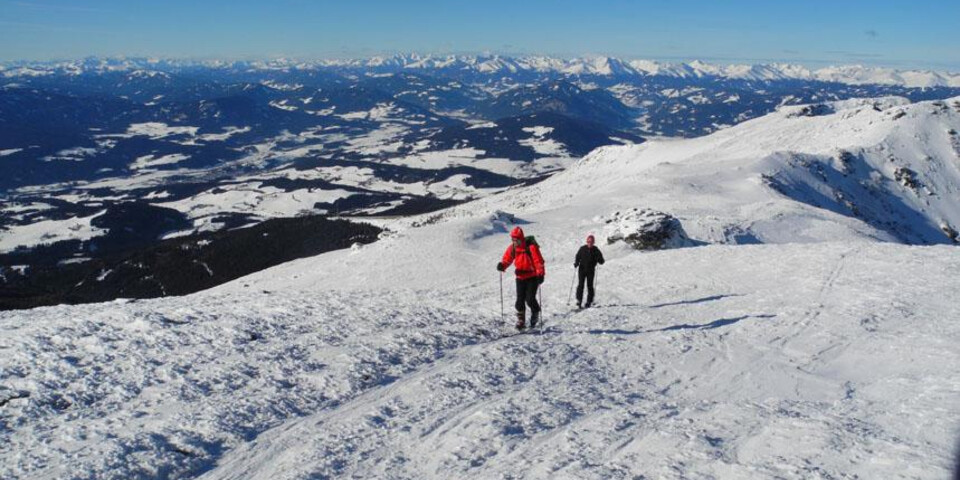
left=2, top=96, right=960, bottom=479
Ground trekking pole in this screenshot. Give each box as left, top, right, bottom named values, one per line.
left=538, top=285, right=544, bottom=334
left=594, top=267, right=599, bottom=306
left=539, top=285, right=544, bottom=316
left=499, top=272, right=505, bottom=327
left=567, top=266, right=576, bottom=306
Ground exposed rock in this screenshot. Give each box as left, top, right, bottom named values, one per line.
left=784, top=103, right=834, bottom=118
left=603, top=208, right=693, bottom=250
left=894, top=166, right=921, bottom=191
left=941, top=223, right=959, bottom=243
left=836, top=149, right=856, bottom=174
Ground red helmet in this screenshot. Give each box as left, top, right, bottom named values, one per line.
left=510, top=226, right=525, bottom=240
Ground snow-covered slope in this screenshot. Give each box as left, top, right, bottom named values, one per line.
left=369, top=95, right=960, bottom=247
left=3, top=97, right=960, bottom=479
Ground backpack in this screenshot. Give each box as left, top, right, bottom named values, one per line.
left=513, top=235, right=541, bottom=267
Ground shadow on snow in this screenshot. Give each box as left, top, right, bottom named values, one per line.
left=585, top=314, right=776, bottom=336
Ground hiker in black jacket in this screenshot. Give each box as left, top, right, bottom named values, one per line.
left=574, top=234, right=604, bottom=308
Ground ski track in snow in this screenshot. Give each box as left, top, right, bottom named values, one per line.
left=2, top=243, right=959, bottom=479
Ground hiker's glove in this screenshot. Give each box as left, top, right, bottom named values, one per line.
left=496, top=262, right=506, bottom=272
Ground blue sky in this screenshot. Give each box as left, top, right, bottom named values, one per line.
left=1, top=0, right=958, bottom=70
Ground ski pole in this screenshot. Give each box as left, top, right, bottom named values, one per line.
left=567, top=266, right=576, bottom=305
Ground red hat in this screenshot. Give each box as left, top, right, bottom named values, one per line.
left=510, top=226, right=525, bottom=239
left=586, top=234, right=595, bottom=242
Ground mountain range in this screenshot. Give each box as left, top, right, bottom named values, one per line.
left=5, top=54, right=960, bottom=87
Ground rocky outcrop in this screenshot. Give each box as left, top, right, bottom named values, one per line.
left=603, top=208, right=693, bottom=250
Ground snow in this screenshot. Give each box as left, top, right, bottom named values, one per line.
left=196, top=126, right=251, bottom=142
left=336, top=124, right=409, bottom=157
left=522, top=126, right=554, bottom=137
left=269, top=100, right=298, bottom=112
left=40, top=147, right=99, bottom=162
left=124, top=122, right=201, bottom=139
left=3, top=240, right=958, bottom=478
left=279, top=164, right=500, bottom=199
left=815, top=65, right=960, bottom=88
left=261, top=80, right=303, bottom=91
left=157, top=182, right=355, bottom=221
left=382, top=147, right=572, bottom=179
left=519, top=126, right=568, bottom=157
left=0, top=211, right=107, bottom=253
left=3, top=96, right=960, bottom=479
left=337, top=103, right=412, bottom=123
left=129, top=153, right=191, bottom=170
left=6, top=56, right=960, bottom=87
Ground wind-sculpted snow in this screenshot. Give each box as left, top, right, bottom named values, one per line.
left=3, top=243, right=959, bottom=479
left=0, top=289, right=496, bottom=479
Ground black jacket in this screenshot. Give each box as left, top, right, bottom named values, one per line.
left=574, top=245, right=605, bottom=272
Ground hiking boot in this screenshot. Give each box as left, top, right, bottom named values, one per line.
left=530, top=311, right=540, bottom=329
left=515, top=312, right=526, bottom=331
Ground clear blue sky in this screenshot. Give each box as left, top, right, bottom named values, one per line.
left=1, top=0, right=958, bottom=70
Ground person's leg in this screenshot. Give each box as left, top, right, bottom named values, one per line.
left=586, top=270, right=596, bottom=306
left=524, top=278, right=541, bottom=327
left=515, top=278, right=526, bottom=316
left=526, top=278, right=541, bottom=314
left=514, top=278, right=527, bottom=330
left=576, top=270, right=586, bottom=306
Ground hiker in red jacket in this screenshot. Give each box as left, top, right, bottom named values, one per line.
left=496, top=226, right=546, bottom=330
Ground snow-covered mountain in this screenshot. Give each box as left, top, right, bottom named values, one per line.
left=3, top=56, right=960, bottom=310
left=5, top=55, right=960, bottom=87
left=2, top=96, right=960, bottom=479
left=485, top=95, right=960, bottom=245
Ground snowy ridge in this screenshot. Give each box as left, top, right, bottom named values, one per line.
left=3, top=96, right=960, bottom=479
left=408, top=95, right=960, bottom=246
left=4, top=55, right=960, bottom=88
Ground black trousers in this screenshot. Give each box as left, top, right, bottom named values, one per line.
left=576, top=269, right=595, bottom=305
left=515, top=277, right=541, bottom=314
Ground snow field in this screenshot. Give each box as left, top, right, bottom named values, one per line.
left=2, top=241, right=958, bottom=479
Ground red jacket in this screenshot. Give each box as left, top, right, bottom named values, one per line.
left=501, top=238, right=545, bottom=280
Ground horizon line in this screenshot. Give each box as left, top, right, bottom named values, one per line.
left=1, top=52, right=958, bottom=75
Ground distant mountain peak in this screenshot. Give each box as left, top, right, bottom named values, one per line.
left=4, top=54, right=958, bottom=88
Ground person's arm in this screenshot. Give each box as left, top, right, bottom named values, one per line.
left=498, top=245, right=515, bottom=271
left=532, top=244, right=546, bottom=277
left=574, top=246, right=583, bottom=268
left=597, top=248, right=605, bottom=265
